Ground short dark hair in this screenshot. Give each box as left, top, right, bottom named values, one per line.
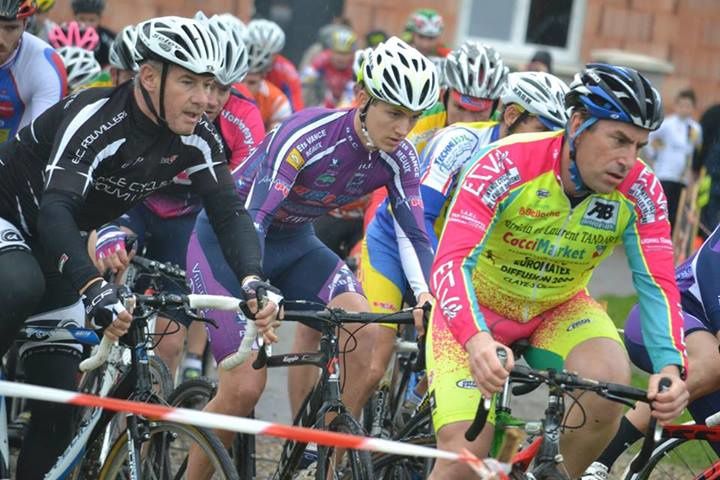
left=677, top=88, right=696, bottom=105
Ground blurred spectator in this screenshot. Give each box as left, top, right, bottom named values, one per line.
left=27, top=0, right=56, bottom=42
left=71, top=0, right=115, bottom=67
left=249, top=18, right=305, bottom=112
left=698, top=104, right=720, bottom=232
left=404, top=8, right=450, bottom=59
left=365, top=29, right=387, bottom=48
left=645, top=88, right=702, bottom=232
left=527, top=49, right=553, bottom=73
left=301, top=26, right=356, bottom=107
left=299, top=16, right=352, bottom=71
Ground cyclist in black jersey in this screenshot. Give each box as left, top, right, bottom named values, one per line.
left=0, top=16, right=280, bottom=478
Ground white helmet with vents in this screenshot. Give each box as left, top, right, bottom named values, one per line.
left=444, top=41, right=508, bottom=99
left=247, top=19, right=285, bottom=55
left=359, top=36, right=439, bottom=112
left=57, top=46, right=101, bottom=91
left=501, top=71, right=570, bottom=130
left=135, top=16, right=222, bottom=75
left=195, top=11, right=249, bottom=85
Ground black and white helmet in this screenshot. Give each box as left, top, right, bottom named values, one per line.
left=108, top=25, right=138, bottom=72
left=566, top=63, right=664, bottom=130
left=195, top=11, right=249, bottom=85
left=57, top=46, right=101, bottom=91
left=360, top=36, right=439, bottom=112
left=444, top=41, right=508, bottom=99
left=247, top=19, right=285, bottom=55
left=135, top=16, right=222, bottom=76
left=501, top=71, right=570, bottom=130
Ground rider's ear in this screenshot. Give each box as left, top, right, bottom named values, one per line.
left=502, top=104, right=521, bottom=127
left=137, top=62, right=159, bottom=93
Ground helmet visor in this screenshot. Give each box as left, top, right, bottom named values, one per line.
left=451, top=89, right=493, bottom=112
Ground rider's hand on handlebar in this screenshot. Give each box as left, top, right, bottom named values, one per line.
left=81, top=279, right=133, bottom=342
left=241, top=277, right=284, bottom=344
left=648, top=366, right=688, bottom=424
left=414, top=292, right=434, bottom=336
left=466, top=331, right=515, bottom=399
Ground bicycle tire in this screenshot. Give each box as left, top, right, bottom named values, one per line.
left=98, top=420, right=239, bottom=480
left=149, top=355, right=174, bottom=400
left=169, top=377, right=257, bottom=479
left=624, top=436, right=720, bottom=480
left=371, top=433, right=435, bottom=479
left=316, top=412, right=373, bottom=480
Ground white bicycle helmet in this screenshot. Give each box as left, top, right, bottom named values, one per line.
left=108, top=25, right=138, bottom=72
left=352, top=47, right=372, bottom=82
left=135, top=16, right=222, bottom=75
left=501, top=71, right=570, bottom=130
left=407, top=8, right=443, bottom=38
left=247, top=19, right=285, bottom=55
left=57, top=46, right=101, bottom=91
left=195, top=11, right=249, bottom=85
left=359, top=36, right=439, bottom=112
left=444, top=41, right=508, bottom=100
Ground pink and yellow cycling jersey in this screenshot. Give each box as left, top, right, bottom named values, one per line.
left=430, top=130, right=686, bottom=373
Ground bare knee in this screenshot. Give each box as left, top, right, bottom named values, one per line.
left=214, top=361, right=266, bottom=416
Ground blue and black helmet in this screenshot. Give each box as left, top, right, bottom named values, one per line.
left=565, top=63, right=663, bottom=131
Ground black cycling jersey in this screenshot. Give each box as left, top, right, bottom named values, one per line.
left=0, top=81, right=262, bottom=291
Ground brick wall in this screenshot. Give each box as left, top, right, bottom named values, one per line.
left=582, top=0, right=720, bottom=115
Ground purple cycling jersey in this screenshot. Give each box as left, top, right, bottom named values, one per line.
left=243, top=107, right=434, bottom=283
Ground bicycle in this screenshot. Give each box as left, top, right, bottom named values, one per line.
left=221, top=301, right=428, bottom=480
left=621, top=412, right=720, bottom=479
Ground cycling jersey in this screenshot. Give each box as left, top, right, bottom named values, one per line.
left=82, top=70, right=114, bottom=90
left=361, top=121, right=500, bottom=312
left=236, top=79, right=292, bottom=131
left=0, top=32, right=67, bottom=144
left=301, top=49, right=354, bottom=108
left=143, top=89, right=265, bottom=219
left=0, top=82, right=261, bottom=291
left=266, top=54, right=304, bottom=112
left=430, top=130, right=685, bottom=373
left=94, top=25, right=115, bottom=67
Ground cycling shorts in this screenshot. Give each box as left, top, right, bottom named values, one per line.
left=186, top=213, right=363, bottom=363
left=358, top=232, right=410, bottom=330
left=116, top=203, right=196, bottom=327
left=426, top=290, right=622, bottom=432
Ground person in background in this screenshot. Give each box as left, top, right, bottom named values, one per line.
left=247, top=18, right=304, bottom=112
left=71, top=0, right=114, bottom=67
left=56, top=45, right=101, bottom=93
left=698, top=104, right=720, bottom=232
left=404, top=8, right=450, bottom=60
left=527, top=49, right=553, bottom=73
left=49, top=20, right=113, bottom=89
left=365, top=28, right=387, bottom=48
left=301, top=26, right=357, bottom=108
left=0, top=0, right=66, bottom=144
left=240, top=19, right=293, bottom=131
left=645, top=88, right=703, bottom=232
left=107, top=24, right=137, bottom=85
left=27, top=0, right=56, bottom=42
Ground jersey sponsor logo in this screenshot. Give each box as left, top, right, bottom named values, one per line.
left=0, top=100, right=14, bottom=118
left=566, top=318, right=591, bottom=332
left=190, top=263, right=207, bottom=295
left=502, top=231, right=586, bottom=259
left=94, top=175, right=173, bottom=203
left=432, top=260, right=463, bottom=320
left=272, top=179, right=290, bottom=196
left=314, top=172, right=336, bottom=186
left=461, top=149, right=520, bottom=208
left=628, top=169, right=668, bottom=224
left=536, top=189, right=550, bottom=198
left=433, top=133, right=477, bottom=174
left=448, top=209, right=487, bottom=232
left=295, top=129, right=327, bottom=156
left=73, top=111, right=128, bottom=164
left=580, top=198, right=619, bottom=231
left=345, top=172, right=366, bottom=193
left=286, top=148, right=305, bottom=170
left=0, top=228, right=22, bottom=243
left=456, top=379, right=477, bottom=389
left=160, top=154, right=178, bottom=165
left=57, top=253, right=69, bottom=273
left=518, top=207, right=561, bottom=219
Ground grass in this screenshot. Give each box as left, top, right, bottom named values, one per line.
left=600, top=294, right=710, bottom=468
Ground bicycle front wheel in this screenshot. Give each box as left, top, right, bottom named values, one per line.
left=625, top=437, right=720, bottom=480
left=98, top=420, right=239, bottom=480
left=316, top=412, right=373, bottom=480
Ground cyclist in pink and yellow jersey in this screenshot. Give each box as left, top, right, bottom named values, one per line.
left=427, top=64, right=689, bottom=479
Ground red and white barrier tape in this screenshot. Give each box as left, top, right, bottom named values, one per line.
left=0, top=380, right=501, bottom=474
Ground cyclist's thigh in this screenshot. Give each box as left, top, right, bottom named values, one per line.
left=186, top=215, right=248, bottom=363
left=268, top=226, right=364, bottom=327
left=525, top=291, right=622, bottom=371
left=624, top=303, right=706, bottom=374
left=427, top=304, right=497, bottom=433
left=359, top=233, right=405, bottom=317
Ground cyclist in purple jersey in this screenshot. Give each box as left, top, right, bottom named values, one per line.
left=186, top=37, right=439, bottom=478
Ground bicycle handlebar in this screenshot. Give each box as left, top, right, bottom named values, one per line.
left=79, top=293, right=250, bottom=372
left=130, top=255, right=186, bottom=281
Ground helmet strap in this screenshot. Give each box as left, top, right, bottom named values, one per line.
left=139, top=62, right=169, bottom=129
left=566, top=116, right=598, bottom=193
left=359, top=98, right=376, bottom=150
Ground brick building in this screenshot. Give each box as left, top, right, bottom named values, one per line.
left=49, top=0, right=720, bottom=113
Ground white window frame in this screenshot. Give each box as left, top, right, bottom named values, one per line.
left=455, top=0, right=587, bottom=67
